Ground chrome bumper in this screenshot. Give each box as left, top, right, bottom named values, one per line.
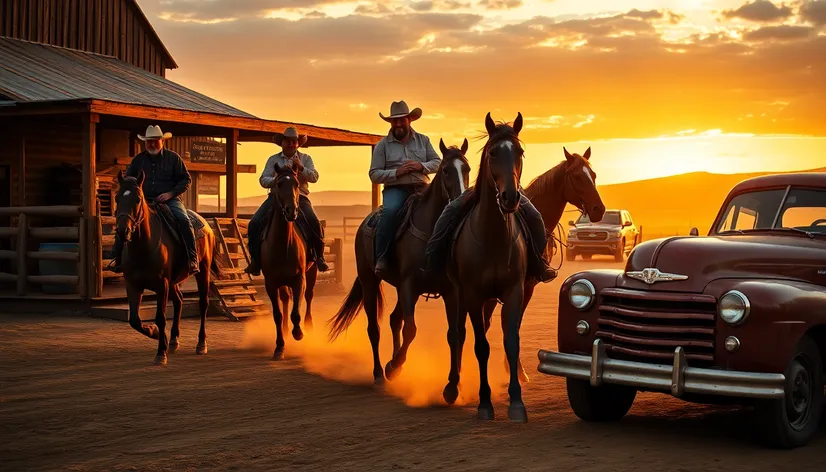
left=537, top=339, right=786, bottom=399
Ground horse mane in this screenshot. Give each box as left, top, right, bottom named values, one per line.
left=523, top=160, right=567, bottom=201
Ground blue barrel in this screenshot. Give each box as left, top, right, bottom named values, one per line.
left=38, top=242, right=80, bottom=294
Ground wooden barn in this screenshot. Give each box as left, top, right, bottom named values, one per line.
left=0, top=0, right=383, bottom=319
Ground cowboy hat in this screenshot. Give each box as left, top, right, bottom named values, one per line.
left=379, top=100, right=422, bottom=122
left=137, top=125, right=172, bottom=141
left=274, top=127, right=308, bottom=146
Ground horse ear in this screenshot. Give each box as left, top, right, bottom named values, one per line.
left=583, top=147, right=591, bottom=160
left=564, top=146, right=574, bottom=161
left=439, top=138, right=448, bottom=155
left=485, top=112, right=496, bottom=136
left=117, top=170, right=124, bottom=184
left=136, top=169, right=145, bottom=187
left=513, top=112, right=523, bottom=135
left=461, top=138, right=469, bottom=155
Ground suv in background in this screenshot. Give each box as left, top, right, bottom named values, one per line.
left=566, top=209, right=640, bottom=262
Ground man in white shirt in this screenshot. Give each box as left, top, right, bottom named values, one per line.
left=245, top=127, right=329, bottom=275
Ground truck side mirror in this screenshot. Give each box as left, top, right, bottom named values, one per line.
left=623, top=221, right=631, bottom=227
left=568, top=220, right=575, bottom=226
left=690, top=227, right=699, bottom=236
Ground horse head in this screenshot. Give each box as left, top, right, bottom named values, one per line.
left=438, top=137, right=471, bottom=201
left=115, top=170, right=147, bottom=242
left=562, top=147, right=605, bottom=222
left=273, top=161, right=301, bottom=222
left=481, top=112, right=524, bottom=213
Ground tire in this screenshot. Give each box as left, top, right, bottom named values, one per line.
left=614, top=238, right=625, bottom=262
left=581, top=254, right=592, bottom=260
left=753, top=335, right=823, bottom=449
left=566, top=378, right=637, bottom=421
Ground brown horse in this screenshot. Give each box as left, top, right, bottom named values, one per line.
left=481, top=146, right=606, bottom=382
left=328, top=139, right=471, bottom=383
left=260, top=161, right=319, bottom=361
left=115, top=171, right=217, bottom=366
left=441, top=112, right=530, bottom=421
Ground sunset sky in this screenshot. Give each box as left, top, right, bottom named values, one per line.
left=135, top=0, right=826, bottom=197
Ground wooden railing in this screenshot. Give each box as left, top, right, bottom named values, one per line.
left=0, top=206, right=86, bottom=297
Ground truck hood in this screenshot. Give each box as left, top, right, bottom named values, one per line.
left=619, top=234, right=826, bottom=292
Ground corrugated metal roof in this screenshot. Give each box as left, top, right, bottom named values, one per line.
left=0, top=36, right=255, bottom=119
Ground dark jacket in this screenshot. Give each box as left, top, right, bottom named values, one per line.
left=125, top=149, right=191, bottom=200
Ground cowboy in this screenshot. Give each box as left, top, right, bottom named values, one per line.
left=369, top=100, right=442, bottom=277
left=245, top=127, right=329, bottom=276
left=108, top=125, right=199, bottom=275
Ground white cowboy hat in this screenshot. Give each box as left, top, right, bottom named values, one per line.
left=273, top=127, right=308, bottom=147
left=137, top=125, right=172, bottom=141
left=379, top=100, right=422, bottom=122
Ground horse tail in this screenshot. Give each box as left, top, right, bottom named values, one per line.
left=328, top=277, right=382, bottom=341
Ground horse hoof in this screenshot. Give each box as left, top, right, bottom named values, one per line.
left=304, top=320, right=314, bottom=332
left=384, top=361, right=402, bottom=381
left=508, top=403, right=528, bottom=423
left=443, top=383, right=459, bottom=405
left=292, top=328, right=303, bottom=341
left=153, top=353, right=167, bottom=366
left=477, top=405, right=495, bottom=421
left=374, top=375, right=386, bottom=386
left=148, top=325, right=160, bottom=340
left=196, top=342, right=207, bottom=355
left=169, top=340, right=180, bottom=354
left=272, top=347, right=284, bottom=361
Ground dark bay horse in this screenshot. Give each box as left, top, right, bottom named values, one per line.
left=260, top=161, right=319, bottom=361
left=115, top=171, right=217, bottom=366
left=442, top=112, right=530, bottom=421
left=328, top=139, right=471, bottom=384
left=482, top=146, right=605, bottom=382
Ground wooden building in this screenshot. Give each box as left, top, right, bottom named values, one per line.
left=0, top=0, right=383, bottom=317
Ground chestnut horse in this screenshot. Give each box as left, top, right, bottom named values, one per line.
left=328, top=140, right=470, bottom=384
left=260, top=161, right=319, bottom=360
left=482, top=147, right=606, bottom=383
left=441, top=112, right=530, bottom=421
left=114, top=171, right=217, bottom=366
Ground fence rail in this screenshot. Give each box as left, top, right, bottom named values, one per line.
left=322, top=217, right=362, bottom=242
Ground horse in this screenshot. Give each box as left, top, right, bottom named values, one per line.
left=481, top=146, right=606, bottom=383
left=260, top=160, right=320, bottom=361
left=114, top=170, right=217, bottom=366
left=328, top=139, right=471, bottom=384
left=441, top=112, right=531, bottom=421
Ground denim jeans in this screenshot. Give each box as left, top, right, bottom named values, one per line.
left=247, top=195, right=273, bottom=264
left=247, top=194, right=326, bottom=263
left=297, top=195, right=326, bottom=262
left=165, top=198, right=198, bottom=264
left=375, top=185, right=413, bottom=260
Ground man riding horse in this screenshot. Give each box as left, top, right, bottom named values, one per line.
left=369, top=100, right=442, bottom=278
left=108, top=125, right=199, bottom=275
left=245, top=127, right=329, bottom=276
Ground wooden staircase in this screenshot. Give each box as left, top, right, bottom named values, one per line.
left=208, top=217, right=268, bottom=321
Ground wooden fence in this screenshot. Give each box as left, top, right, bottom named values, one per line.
left=321, top=216, right=361, bottom=243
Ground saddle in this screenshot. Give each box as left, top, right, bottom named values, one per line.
left=151, top=202, right=208, bottom=246
left=362, top=189, right=428, bottom=269
left=260, top=204, right=317, bottom=262
left=448, top=200, right=532, bottom=259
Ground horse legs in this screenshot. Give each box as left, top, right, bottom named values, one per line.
left=385, top=282, right=418, bottom=380
left=279, top=287, right=290, bottom=333
left=362, top=276, right=385, bottom=384
left=304, top=264, right=318, bottom=331
left=468, top=296, right=493, bottom=420
left=497, top=282, right=534, bottom=383
left=289, top=275, right=306, bottom=341
left=153, top=280, right=170, bottom=366
left=442, top=289, right=466, bottom=405
left=502, top=283, right=527, bottom=422
left=388, top=299, right=403, bottom=361
left=195, top=266, right=210, bottom=355
left=126, top=283, right=156, bottom=339
left=169, top=284, right=183, bottom=353
left=266, top=282, right=286, bottom=360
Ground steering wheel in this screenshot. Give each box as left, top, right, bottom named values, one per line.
left=811, top=219, right=826, bottom=226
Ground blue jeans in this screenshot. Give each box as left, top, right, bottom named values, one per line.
left=247, top=195, right=273, bottom=264
left=247, top=195, right=326, bottom=265
left=165, top=198, right=198, bottom=264
left=375, top=186, right=413, bottom=260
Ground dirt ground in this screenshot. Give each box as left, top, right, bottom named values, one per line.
left=2, top=255, right=825, bottom=471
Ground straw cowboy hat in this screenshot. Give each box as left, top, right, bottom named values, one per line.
left=379, top=100, right=422, bottom=122
left=137, top=125, right=172, bottom=141
left=274, top=127, right=308, bottom=146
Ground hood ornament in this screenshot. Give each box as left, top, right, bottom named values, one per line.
left=626, top=268, right=688, bottom=284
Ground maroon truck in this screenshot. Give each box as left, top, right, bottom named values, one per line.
left=537, top=172, right=826, bottom=448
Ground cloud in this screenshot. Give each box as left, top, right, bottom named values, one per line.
left=800, top=0, right=826, bottom=25
left=721, top=0, right=794, bottom=22
left=478, top=0, right=523, bottom=10
left=156, top=0, right=350, bottom=21
left=743, top=24, right=814, bottom=40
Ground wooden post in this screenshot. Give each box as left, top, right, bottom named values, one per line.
left=82, top=114, right=99, bottom=299
left=78, top=216, right=87, bottom=298
left=94, top=216, right=103, bottom=298
left=18, top=131, right=25, bottom=206
left=370, top=145, right=381, bottom=210
left=16, top=213, right=27, bottom=296
left=226, top=129, right=238, bottom=218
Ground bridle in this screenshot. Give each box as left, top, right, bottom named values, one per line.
left=274, top=172, right=299, bottom=221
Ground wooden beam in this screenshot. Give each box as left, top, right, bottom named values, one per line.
left=82, top=114, right=98, bottom=302
left=114, top=157, right=255, bottom=174
left=17, top=130, right=25, bottom=206
left=16, top=214, right=27, bottom=296
left=226, top=129, right=238, bottom=219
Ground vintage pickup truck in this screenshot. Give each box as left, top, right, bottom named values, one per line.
left=537, top=172, right=826, bottom=448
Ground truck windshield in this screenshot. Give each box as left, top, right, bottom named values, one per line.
left=578, top=212, right=621, bottom=225
left=716, top=187, right=826, bottom=235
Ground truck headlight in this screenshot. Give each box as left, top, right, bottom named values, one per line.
left=719, top=290, right=750, bottom=325
left=611, top=231, right=622, bottom=238
left=569, top=279, right=595, bottom=310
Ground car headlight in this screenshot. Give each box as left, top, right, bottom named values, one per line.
left=719, top=290, right=750, bottom=325
left=568, top=230, right=576, bottom=238
left=569, top=279, right=595, bottom=310
left=611, top=231, right=622, bottom=238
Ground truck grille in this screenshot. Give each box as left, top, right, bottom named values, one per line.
left=576, top=230, right=608, bottom=241
left=595, top=288, right=717, bottom=366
